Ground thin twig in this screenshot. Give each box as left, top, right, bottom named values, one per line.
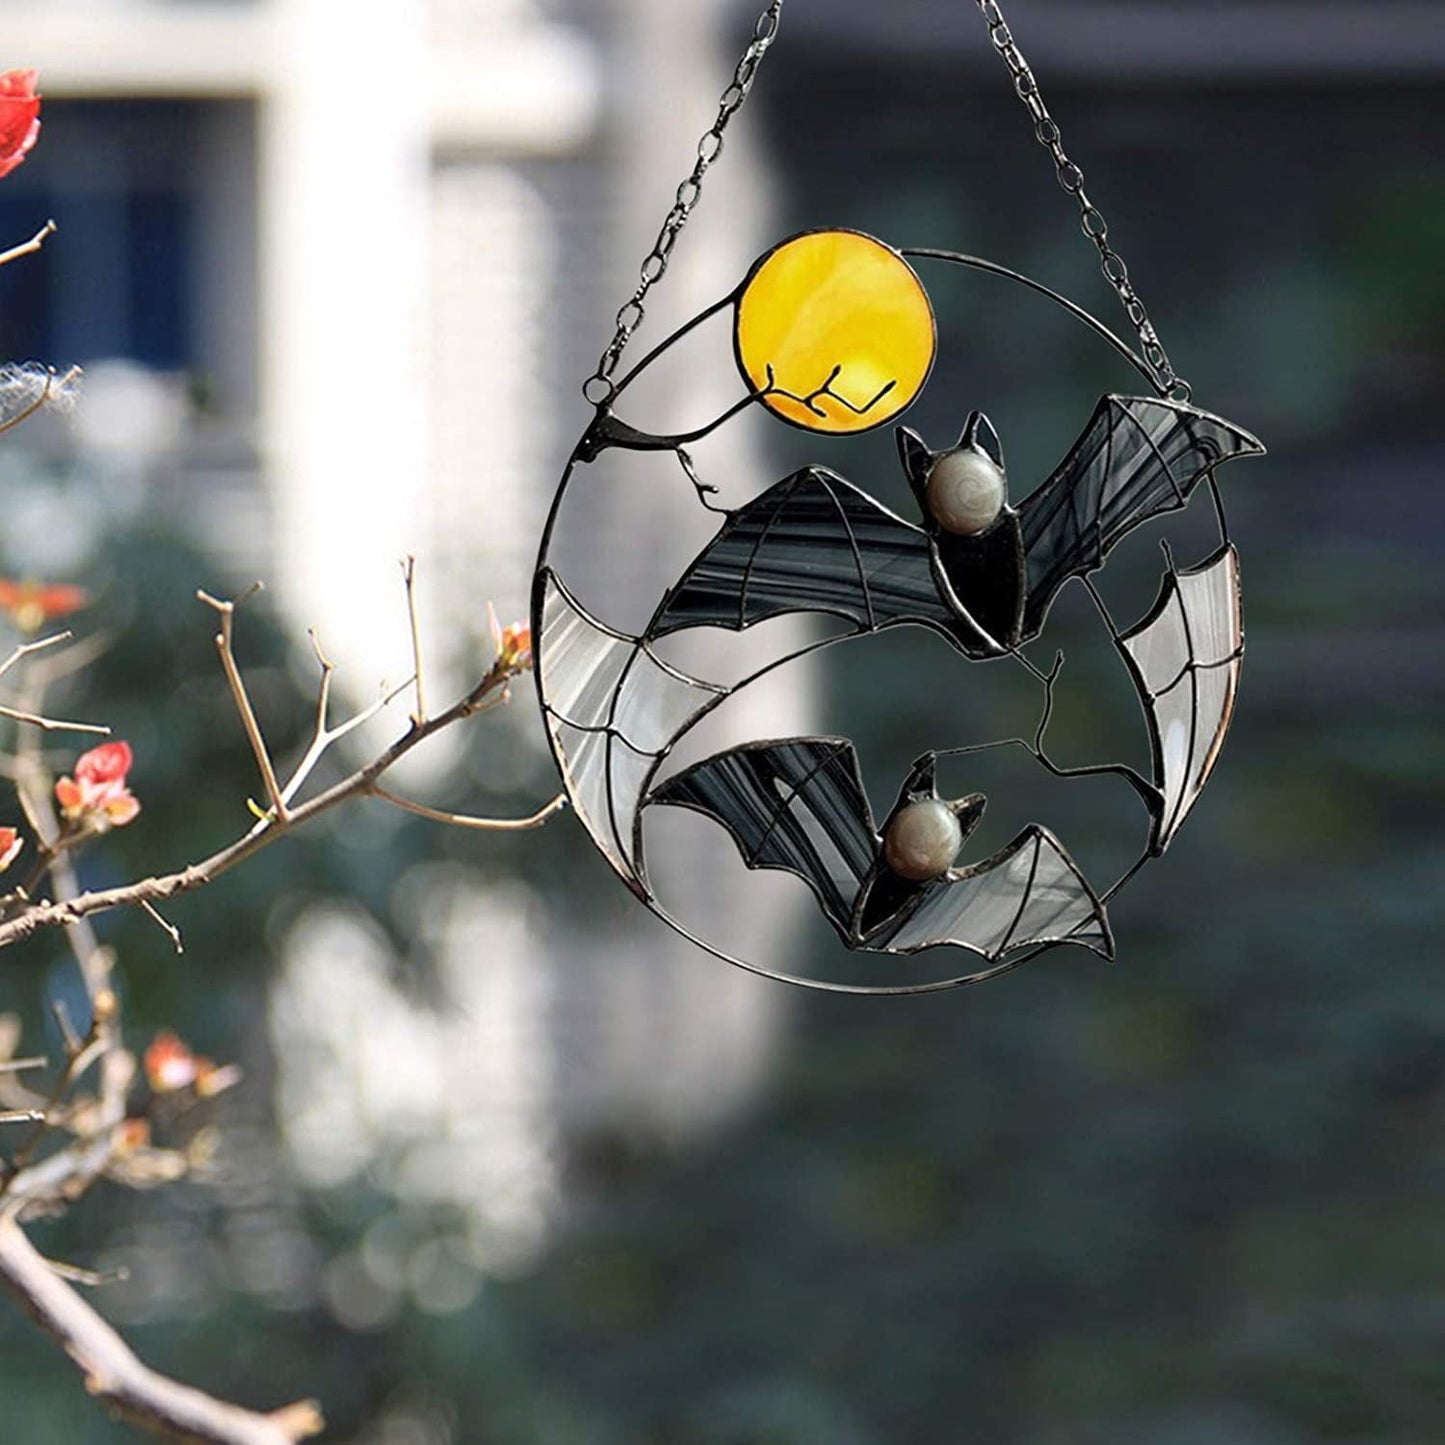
left=50, top=1000, right=81, bottom=1056
left=0, top=702, right=109, bottom=735
left=0, top=656, right=536, bottom=951
left=0, top=632, right=74, bottom=682
left=373, top=786, right=566, bottom=833
left=44, top=1257, right=128, bottom=1288
left=0, top=219, right=56, bottom=270
left=0, top=1058, right=46, bottom=1076
left=198, top=589, right=289, bottom=823
left=0, top=626, right=111, bottom=732
left=3, top=1132, right=118, bottom=1215
left=140, top=901, right=184, bottom=955
left=306, top=629, right=334, bottom=739
left=245, top=651, right=411, bottom=840
left=9, top=826, right=79, bottom=914
left=26, top=629, right=115, bottom=690
left=402, top=556, right=428, bottom=726
left=3, top=1025, right=106, bottom=1181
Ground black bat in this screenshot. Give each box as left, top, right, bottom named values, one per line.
left=648, top=738, right=1112, bottom=962
left=646, top=396, right=1263, bottom=659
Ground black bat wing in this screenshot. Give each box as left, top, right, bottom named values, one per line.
left=646, top=737, right=878, bottom=942
left=1017, top=396, right=1264, bottom=642
left=862, top=825, right=1114, bottom=962
left=647, top=467, right=984, bottom=653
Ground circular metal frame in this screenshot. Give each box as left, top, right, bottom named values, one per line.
left=533, top=246, right=1232, bottom=996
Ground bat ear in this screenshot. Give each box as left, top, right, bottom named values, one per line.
left=961, top=412, right=1005, bottom=473
left=949, top=792, right=987, bottom=841
left=895, top=425, right=933, bottom=503
left=895, top=753, right=938, bottom=806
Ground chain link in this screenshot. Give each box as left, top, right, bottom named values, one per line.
left=584, top=1, right=785, bottom=405
left=976, top=0, right=1190, bottom=401
left=585, top=0, right=1188, bottom=406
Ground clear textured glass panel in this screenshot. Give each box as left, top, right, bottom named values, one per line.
left=540, top=575, right=636, bottom=733
left=542, top=573, right=723, bottom=752
left=880, top=828, right=1111, bottom=959
left=1123, top=587, right=1189, bottom=695
left=551, top=719, right=653, bottom=884
left=1177, top=545, right=1242, bottom=669
left=614, top=646, right=726, bottom=755
left=1122, top=546, right=1242, bottom=848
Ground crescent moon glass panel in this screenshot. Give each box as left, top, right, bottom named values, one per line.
left=1121, top=545, right=1244, bottom=851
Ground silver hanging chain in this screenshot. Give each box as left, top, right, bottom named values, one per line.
left=586, top=0, right=1188, bottom=406
left=977, top=0, right=1189, bottom=401
left=584, top=1, right=785, bottom=406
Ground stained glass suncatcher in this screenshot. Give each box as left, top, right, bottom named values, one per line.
left=532, top=2, right=1265, bottom=994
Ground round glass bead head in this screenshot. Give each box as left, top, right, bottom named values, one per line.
left=883, top=800, right=963, bottom=882
left=925, top=448, right=1006, bottom=536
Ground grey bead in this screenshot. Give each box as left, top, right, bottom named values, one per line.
left=925, top=449, right=1006, bottom=536
left=884, top=800, right=963, bottom=882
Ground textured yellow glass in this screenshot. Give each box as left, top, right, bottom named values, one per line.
left=734, top=231, right=936, bottom=435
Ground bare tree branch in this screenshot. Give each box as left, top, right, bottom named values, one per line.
left=0, top=632, right=73, bottom=680
left=0, top=570, right=552, bottom=1442
left=0, top=649, right=540, bottom=953
left=249, top=631, right=411, bottom=838
left=4, top=672, right=134, bottom=1191
left=0, top=1057, right=47, bottom=1076
left=373, top=785, right=566, bottom=833
left=44, top=1257, right=129, bottom=1288
left=402, top=555, right=428, bottom=726
left=0, top=219, right=56, bottom=269
left=0, top=1214, right=322, bottom=1445
left=197, top=589, right=289, bottom=823
left=0, top=702, right=109, bottom=734
left=140, top=900, right=184, bottom=955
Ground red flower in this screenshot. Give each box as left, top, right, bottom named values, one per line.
left=0, top=71, right=40, bottom=180
left=0, top=827, right=21, bottom=873
left=143, top=1031, right=240, bottom=1098
left=55, top=740, right=141, bottom=829
left=144, top=1032, right=201, bottom=1093
left=0, top=578, right=89, bottom=633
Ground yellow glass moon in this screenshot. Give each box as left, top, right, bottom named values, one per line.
left=734, top=230, right=936, bottom=435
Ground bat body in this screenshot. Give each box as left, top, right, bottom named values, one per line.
left=648, top=395, right=1263, bottom=659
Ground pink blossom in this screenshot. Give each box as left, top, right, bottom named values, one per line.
left=55, top=740, right=141, bottom=829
